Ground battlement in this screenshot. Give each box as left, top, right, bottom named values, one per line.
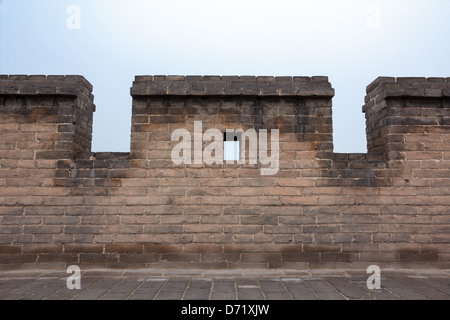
left=131, top=75, right=334, bottom=97
left=0, top=75, right=449, bottom=270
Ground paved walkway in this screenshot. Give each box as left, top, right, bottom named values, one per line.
left=1, top=269, right=450, bottom=300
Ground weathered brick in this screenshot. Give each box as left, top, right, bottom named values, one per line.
left=79, top=253, right=118, bottom=263
left=143, top=225, right=182, bottom=234
left=281, top=253, right=320, bottom=262
left=0, top=245, right=22, bottom=254
left=280, top=196, right=317, bottom=206
left=37, top=253, right=78, bottom=263
left=44, top=197, right=84, bottom=206
left=241, top=253, right=281, bottom=262
left=225, top=225, right=263, bottom=234
left=224, top=244, right=262, bottom=253
left=160, top=178, right=197, bottom=186
left=200, top=215, right=238, bottom=224
left=119, top=253, right=158, bottom=263
left=432, top=234, right=450, bottom=243
left=82, top=215, right=120, bottom=225
left=239, top=179, right=277, bottom=187
left=22, top=244, right=62, bottom=254
left=0, top=207, right=24, bottom=216
left=241, top=215, right=278, bottom=225
left=64, top=244, right=104, bottom=253
left=263, top=244, right=302, bottom=253
left=321, top=252, right=359, bottom=262
left=0, top=254, right=37, bottom=264
left=1, top=75, right=450, bottom=268
left=160, top=253, right=200, bottom=262
left=105, top=244, right=143, bottom=254
left=264, top=187, right=300, bottom=196
left=143, top=243, right=180, bottom=253
left=202, top=196, right=240, bottom=205
left=277, top=178, right=315, bottom=187
left=341, top=224, right=379, bottom=233
left=169, top=196, right=202, bottom=205
left=184, top=244, right=223, bottom=253
left=64, top=225, right=103, bottom=234
left=5, top=196, right=44, bottom=206
left=399, top=252, right=439, bottom=262
left=121, top=215, right=160, bottom=224
left=278, top=216, right=316, bottom=225
left=65, top=206, right=103, bottom=216
left=106, top=225, right=142, bottom=234
left=1, top=216, right=41, bottom=225
left=264, top=225, right=302, bottom=234
left=23, top=226, right=63, bottom=234
left=121, top=178, right=159, bottom=187
left=303, top=225, right=341, bottom=234
left=124, top=196, right=164, bottom=205
left=184, top=224, right=223, bottom=233
left=106, top=206, right=146, bottom=215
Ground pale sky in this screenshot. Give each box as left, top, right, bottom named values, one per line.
left=1, top=0, right=449, bottom=153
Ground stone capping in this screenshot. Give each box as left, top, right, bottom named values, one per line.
left=363, top=77, right=450, bottom=113
left=0, top=75, right=95, bottom=111
left=131, top=75, right=335, bottom=97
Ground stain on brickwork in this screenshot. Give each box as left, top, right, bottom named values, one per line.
left=0, top=75, right=449, bottom=270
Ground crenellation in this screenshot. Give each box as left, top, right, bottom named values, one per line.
left=0, top=75, right=449, bottom=269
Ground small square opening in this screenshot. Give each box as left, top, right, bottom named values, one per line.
left=224, top=132, right=241, bottom=162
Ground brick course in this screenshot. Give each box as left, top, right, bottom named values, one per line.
left=0, top=75, right=449, bottom=270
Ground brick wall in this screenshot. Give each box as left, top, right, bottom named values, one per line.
left=0, top=75, right=449, bottom=270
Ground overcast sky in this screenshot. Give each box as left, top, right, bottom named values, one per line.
left=1, top=0, right=449, bottom=153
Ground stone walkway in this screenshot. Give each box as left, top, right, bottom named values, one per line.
left=1, top=269, right=449, bottom=300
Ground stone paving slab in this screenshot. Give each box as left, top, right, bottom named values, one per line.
left=0, top=269, right=449, bottom=300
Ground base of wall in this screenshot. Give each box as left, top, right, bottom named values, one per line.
left=1, top=242, right=447, bottom=271
left=2, top=261, right=450, bottom=272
